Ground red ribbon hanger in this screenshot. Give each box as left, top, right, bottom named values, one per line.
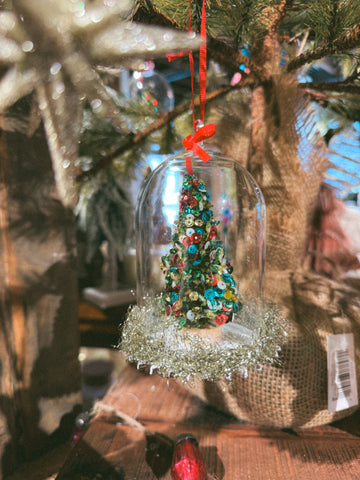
left=184, top=0, right=216, bottom=174
left=183, top=123, right=216, bottom=162
left=168, top=0, right=216, bottom=174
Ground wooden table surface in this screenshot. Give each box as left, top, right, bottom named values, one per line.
left=54, top=364, right=360, bottom=480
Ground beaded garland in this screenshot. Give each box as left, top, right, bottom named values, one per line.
left=160, top=173, right=241, bottom=328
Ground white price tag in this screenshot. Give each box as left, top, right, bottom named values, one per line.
left=327, top=333, right=358, bottom=413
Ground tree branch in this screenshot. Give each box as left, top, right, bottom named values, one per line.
left=135, top=1, right=262, bottom=81
left=207, top=37, right=262, bottom=81
left=76, top=85, right=236, bottom=183
left=268, top=0, right=295, bottom=34
left=287, top=28, right=360, bottom=72
left=299, top=82, right=360, bottom=95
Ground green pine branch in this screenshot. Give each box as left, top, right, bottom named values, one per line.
left=287, top=26, right=360, bottom=71
left=300, top=81, right=360, bottom=95
left=77, top=84, right=235, bottom=184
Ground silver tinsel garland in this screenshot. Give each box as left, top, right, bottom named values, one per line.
left=121, top=296, right=287, bottom=381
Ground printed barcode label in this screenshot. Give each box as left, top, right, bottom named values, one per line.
left=327, top=334, right=358, bottom=413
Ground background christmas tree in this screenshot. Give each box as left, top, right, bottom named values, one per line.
left=0, top=0, right=359, bottom=475
left=75, top=0, right=360, bottom=279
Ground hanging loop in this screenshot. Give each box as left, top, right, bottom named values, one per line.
left=182, top=123, right=216, bottom=163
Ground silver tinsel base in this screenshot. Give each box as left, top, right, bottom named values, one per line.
left=120, top=297, right=287, bottom=381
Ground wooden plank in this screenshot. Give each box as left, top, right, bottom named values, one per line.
left=57, top=365, right=360, bottom=479
left=4, top=444, right=71, bottom=480
left=57, top=418, right=360, bottom=480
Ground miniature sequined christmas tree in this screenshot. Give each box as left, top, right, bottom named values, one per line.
left=161, top=173, right=241, bottom=328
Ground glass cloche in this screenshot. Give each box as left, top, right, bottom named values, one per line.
left=121, top=145, right=285, bottom=381
left=136, top=148, right=266, bottom=322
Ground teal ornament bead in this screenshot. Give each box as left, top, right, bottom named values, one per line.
left=207, top=299, right=216, bottom=310
left=202, top=211, right=211, bottom=221
left=193, top=256, right=203, bottom=266
left=233, top=303, right=241, bottom=312
left=188, top=245, right=198, bottom=254
left=204, top=289, right=215, bottom=300
left=222, top=273, right=231, bottom=283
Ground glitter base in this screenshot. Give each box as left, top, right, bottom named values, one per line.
left=120, top=296, right=286, bottom=381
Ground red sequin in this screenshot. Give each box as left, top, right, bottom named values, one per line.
left=172, top=301, right=181, bottom=311
left=166, top=305, right=172, bottom=316
left=209, top=226, right=217, bottom=239
left=171, top=435, right=207, bottom=480
left=182, top=237, right=193, bottom=247
left=215, top=314, right=228, bottom=325
left=171, top=254, right=179, bottom=265
left=210, top=275, right=218, bottom=286
left=178, top=262, right=186, bottom=272
left=192, top=233, right=202, bottom=244
left=187, top=197, right=197, bottom=207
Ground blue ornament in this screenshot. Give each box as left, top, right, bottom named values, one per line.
left=202, top=211, right=211, bottom=221
left=188, top=245, right=198, bottom=254
left=204, top=289, right=216, bottom=300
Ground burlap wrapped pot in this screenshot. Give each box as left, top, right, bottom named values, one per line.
left=191, top=74, right=360, bottom=428
left=187, top=269, right=360, bottom=428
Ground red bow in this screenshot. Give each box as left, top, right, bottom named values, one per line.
left=182, top=124, right=216, bottom=162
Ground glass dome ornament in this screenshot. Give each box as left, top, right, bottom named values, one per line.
left=122, top=62, right=176, bottom=287
left=121, top=0, right=285, bottom=382
left=129, top=61, right=175, bottom=115
left=136, top=150, right=265, bottom=319
left=121, top=142, right=286, bottom=381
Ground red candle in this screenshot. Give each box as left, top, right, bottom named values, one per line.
left=171, top=433, right=207, bottom=480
